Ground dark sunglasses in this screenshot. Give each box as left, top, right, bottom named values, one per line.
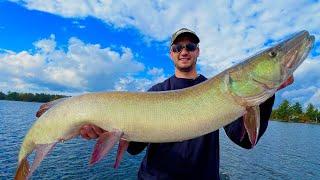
left=171, top=43, right=198, bottom=53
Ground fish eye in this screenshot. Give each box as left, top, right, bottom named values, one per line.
left=268, top=51, right=277, bottom=58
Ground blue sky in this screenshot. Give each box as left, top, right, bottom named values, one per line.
left=0, top=0, right=319, bottom=108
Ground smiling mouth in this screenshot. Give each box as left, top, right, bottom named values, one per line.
left=179, top=58, right=190, bottom=61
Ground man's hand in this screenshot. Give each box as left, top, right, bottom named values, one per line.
left=36, top=98, right=67, bottom=117
left=36, top=98, right=106, bottom=140
left=277, top=76, right=294, bottom=91
left=80, top=124, right=106, bottom=140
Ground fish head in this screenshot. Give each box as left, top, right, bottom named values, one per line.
left=250, top=30, right=315, bottom=89
left=227, top=30, right=314, bottom=106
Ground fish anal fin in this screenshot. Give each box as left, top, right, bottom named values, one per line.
left=114, top=139, right=129, bottom=169
left=90, top=130, right=123, bottom=165
left=243, top=106, right=260, bottom=147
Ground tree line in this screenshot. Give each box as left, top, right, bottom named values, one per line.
left=271, top=100, right=320, bottom=123
left=0, top=91, right=67, bottom=103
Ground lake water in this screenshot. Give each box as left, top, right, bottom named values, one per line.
left=1, top=100, right=320, bottom=179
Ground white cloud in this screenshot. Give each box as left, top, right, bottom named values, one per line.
left=0, top=35, right=167, bottom=93
left=34, top=34, right=56, bottom=53
left=115, top=68, right=166, bottom=92
left=114, top=75, right=166, bottom=92
left=276, top=57, right=320, bottom=108
left=0, top=51, right=44, bottom=76
left=281, top=86, right=318, bottom=100
left=147, top=67, right=163, bottom=76
left=6, top=0, right=320, bottom=106
left=12, top=0, right=320, bottom=74
left=294, top=58, right=320, bottom=87
left=18, top=0, right=93, bottom=17
left=306, top=89, right=320, bottom=108
left=279, top=86, right=318, bottom=108
left=280, top=87, right=320, bottom=109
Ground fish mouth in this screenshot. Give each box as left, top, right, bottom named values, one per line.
left=252, top=77, right=275, bottom=91
left=279, top=30, right=315, bottom=80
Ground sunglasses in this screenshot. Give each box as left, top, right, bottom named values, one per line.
left=171, top=43, right=198, bottom=53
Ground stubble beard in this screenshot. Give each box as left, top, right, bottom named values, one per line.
left=176, top=64, right=194, bottom=72
left=175, top=59, right=197, bottom=72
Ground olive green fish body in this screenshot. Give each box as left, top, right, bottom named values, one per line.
left=15, top=30, right=315, bottom=179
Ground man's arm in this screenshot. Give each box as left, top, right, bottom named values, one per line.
left=224, top=95, right=275, bottom=149
left=127, top=142, right=148, bottom=155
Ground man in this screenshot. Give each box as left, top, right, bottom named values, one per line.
left=37, top=28, right=293, bottom=179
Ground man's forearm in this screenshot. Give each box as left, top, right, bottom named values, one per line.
left=127, top=142, right=148, bottom=155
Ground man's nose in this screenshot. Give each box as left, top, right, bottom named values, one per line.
left=180, top=47, right=189, bottom=55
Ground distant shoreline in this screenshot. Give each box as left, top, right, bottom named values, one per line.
left=0, top=91, right=67, bottom=103
left=0, top=99, right=49, bottom=103
left=271, top=119, right=320, bottom=125
left=271, top=100, right=320, bottom=125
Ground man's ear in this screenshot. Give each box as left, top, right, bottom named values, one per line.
left=170, top=51, right=174, bottom=60
left=196, top=47, right=200, bottom=57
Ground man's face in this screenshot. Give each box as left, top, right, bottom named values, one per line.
left=170, top=36, right=199, bottom=72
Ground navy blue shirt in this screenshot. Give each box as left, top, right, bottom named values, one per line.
left=127, top=75, right=275, bottom=180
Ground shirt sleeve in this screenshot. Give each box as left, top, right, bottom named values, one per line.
left=223, top=95, right=275, bottom=149
left=127, top=85, right=160, bottom=155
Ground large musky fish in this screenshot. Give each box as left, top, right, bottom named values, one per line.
left=15, top=30, right=314, bottom=179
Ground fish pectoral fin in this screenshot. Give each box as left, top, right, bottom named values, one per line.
left=243, top=106, right=260, bottom=147
left=15, top=158, right=30, bottom=180
left=89, top=130, right=123, bottom=165
left=114, top=139, right=129, bottom=169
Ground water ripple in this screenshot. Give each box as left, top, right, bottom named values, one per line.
left=1, top=100, right=320, bottom=179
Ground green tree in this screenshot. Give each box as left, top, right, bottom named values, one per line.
left=275, top=100, right=291, bottom=121
left=316, top=110, right=320, bottom=123
left=0, top=91, right=5, bottom=100
left=271, top=109, right=278, bottom=119
left=290, top=102, right=303, bottom=122
left=305, top=103, right=317, bottom=122
left=20, top=93, right=35, bottom=102
left=0, top=91, right=67, bottom=102
left=291, top=102, right=303, bottom=114
left=6, top=91, right=21, bottom=101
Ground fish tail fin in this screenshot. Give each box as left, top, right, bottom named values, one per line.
left=15, top=158, right=30, bottom=180
left=15, top=142, right=57, bottom=180
left=15, top=138, right=35, bottom=180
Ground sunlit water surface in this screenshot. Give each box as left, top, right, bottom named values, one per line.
left=1, top=100, right=319, bottom=179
